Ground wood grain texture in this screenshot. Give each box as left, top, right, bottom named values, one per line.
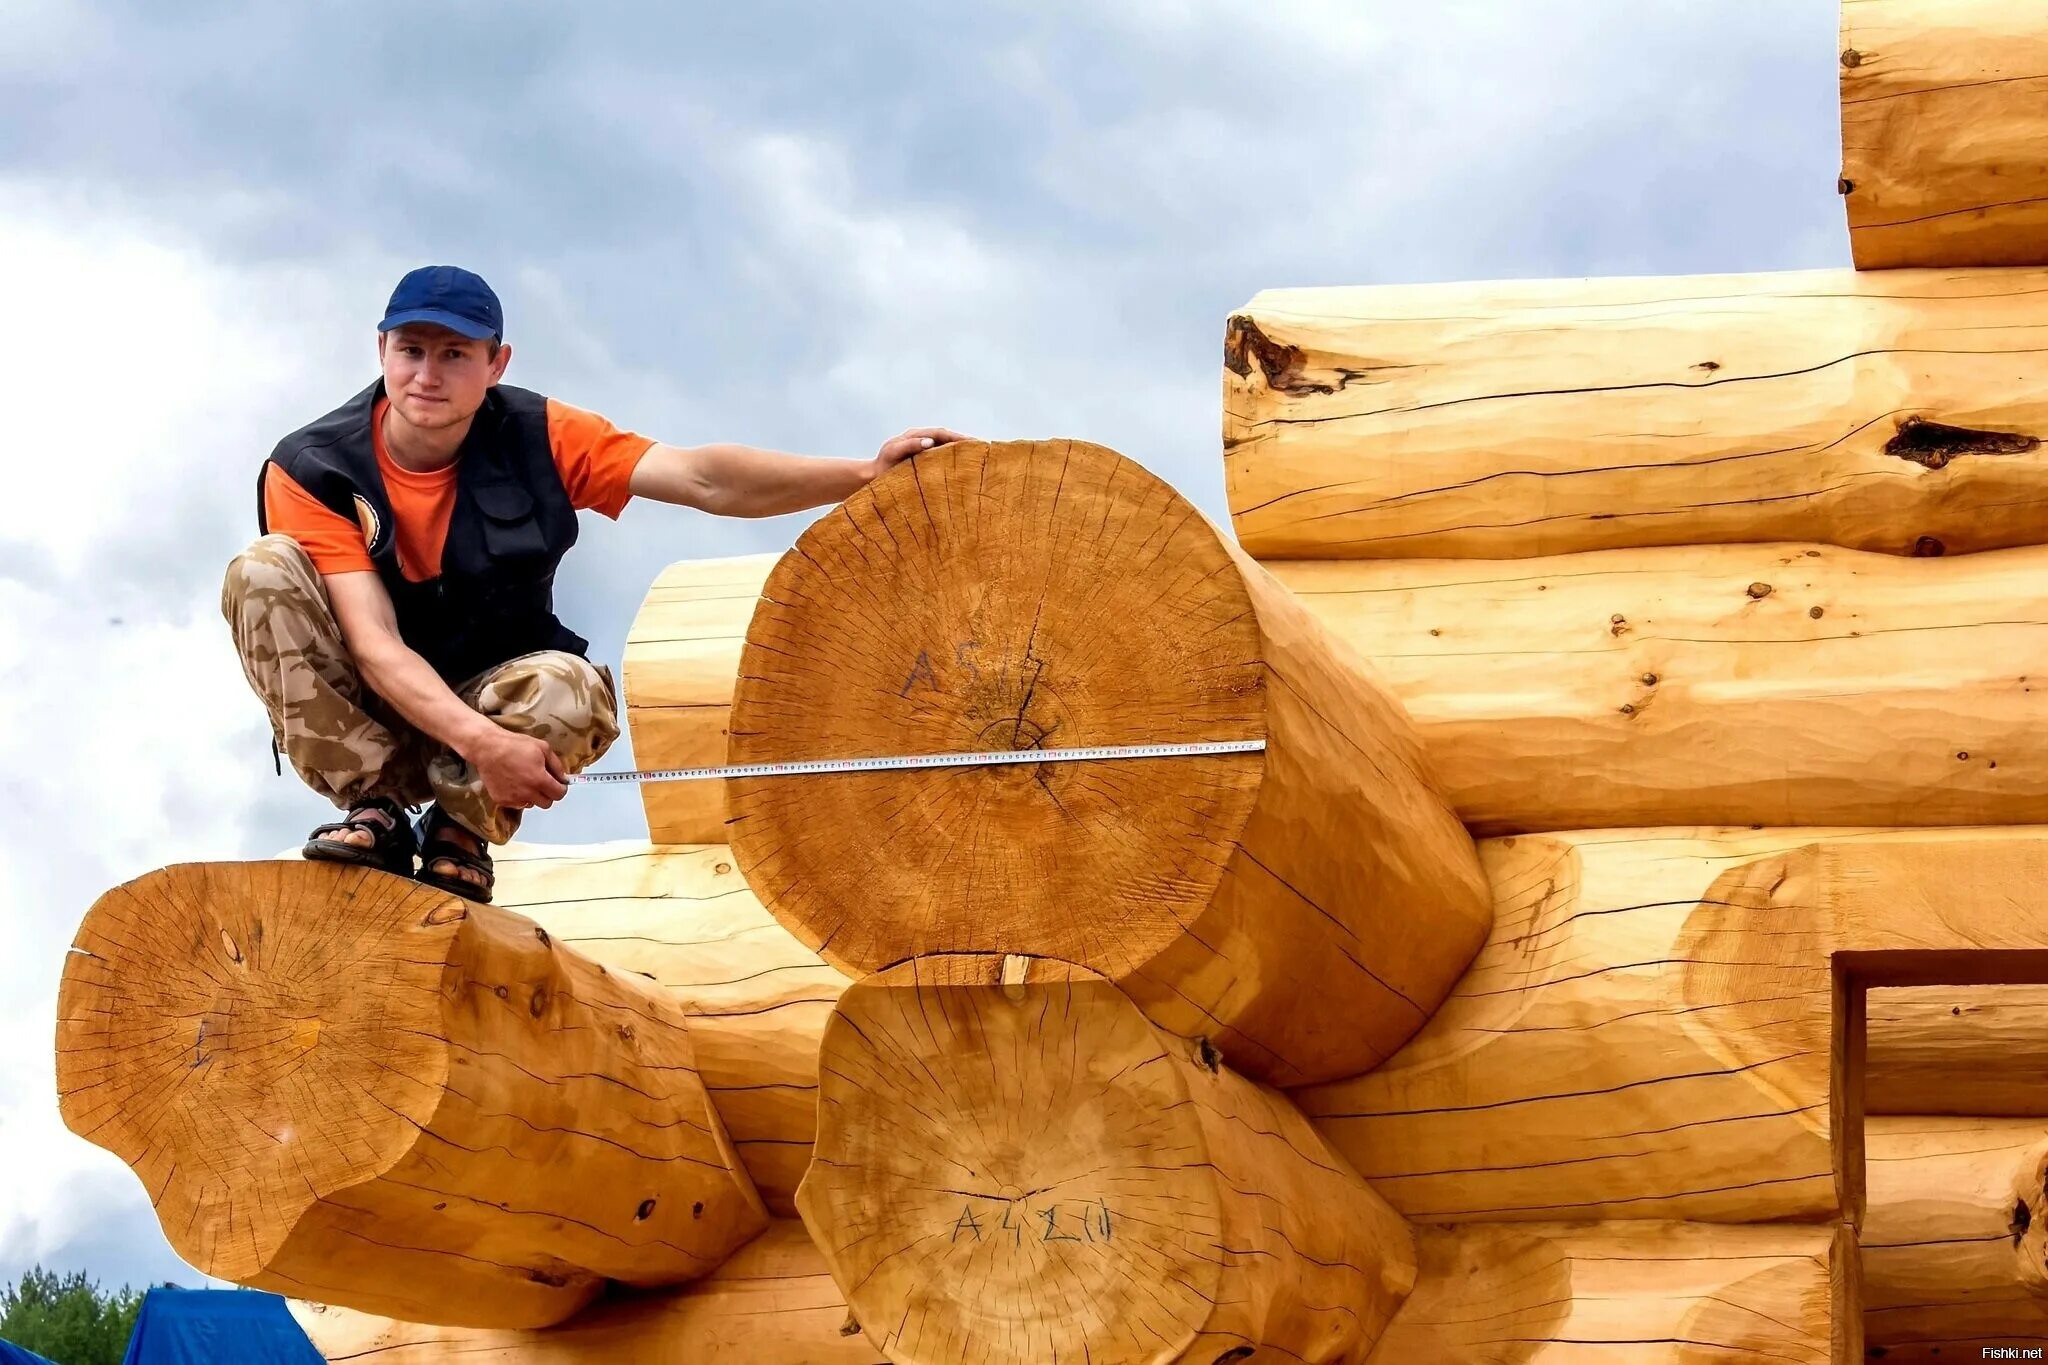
left=1842, top=0, right=2048, bottom=269
left=1299, top=827, right=2048, bottom=1226
left=1298, top=828, right=1851, bottom=1225
left=290, top=1221, right=885, bottom=1363
left=621, top=555, right=771, bottom=845
left=628, top=540, right=2048, bottom=836
left=1272, top=542, right=2048, bottom=832
left=1868, top=985, right=2048, bottom=1116
left=1366, top=1221, right=1854, bottom=1364
left=724, top=439, right=1489, bottom=1087
left=56, top=861, right=768, bottom=1328
left=480, top=841, right=847, bottom=1216
left=1863, top=1116, right=2048, bottom=1358
left=798, top=959, right=1416, bottom=1365
left=1223, top=269, right=2048, bottom=559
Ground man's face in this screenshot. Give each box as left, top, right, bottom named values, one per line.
left=378, top=324, right=510, bottom=430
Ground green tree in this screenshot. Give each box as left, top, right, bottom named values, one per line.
left=0, top=1266, right=146, bottom=1365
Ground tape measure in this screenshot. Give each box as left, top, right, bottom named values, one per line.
left=571, top=738, right=1266, bottom=785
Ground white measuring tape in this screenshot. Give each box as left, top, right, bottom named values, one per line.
left=571, top=738, right=1266, bottom=785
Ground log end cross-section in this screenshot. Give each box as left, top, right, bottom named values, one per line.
left=797, top=961, right=1415, bottom=1365
left=55, top=861, right=768, bottom=1328
left=727, top=437, right=1489, bottom=1086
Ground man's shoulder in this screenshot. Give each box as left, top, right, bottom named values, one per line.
left=270, top=380, right=383, bottom=466
left=494, top=384, right=551, bottom=420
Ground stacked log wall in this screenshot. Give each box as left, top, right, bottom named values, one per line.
left=627, top=540, right=2048, bottom=840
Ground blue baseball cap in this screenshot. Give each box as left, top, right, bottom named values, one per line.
left=378, top=265, right=503, bottom=341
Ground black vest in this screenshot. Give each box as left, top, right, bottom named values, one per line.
left=257, top=380, right=587, bottom=686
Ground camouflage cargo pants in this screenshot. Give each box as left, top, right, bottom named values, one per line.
left=221, top=534, right=620, bottom=844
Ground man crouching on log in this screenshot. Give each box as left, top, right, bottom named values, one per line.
left=222, top=265, right=967, bottom=903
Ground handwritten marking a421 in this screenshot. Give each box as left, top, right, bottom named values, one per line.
left=951, top=1197, right=1114, bottom=1246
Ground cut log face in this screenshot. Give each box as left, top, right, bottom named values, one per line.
left=1863, top=1116, right=2048, bottom=1358
left=56, top=861, right=768, bottom=1328
left=1867, top=985, right=2048, bottom=1116
left=797, top=960, right=1416, bottom=1365
left=1224, top=270, right=2048, bottom=559
left=290, top=1221, right=886, bottom=1364
left=1367, top=1221, right=1854, bottom=1364
left=1841, top=0, right=2048, bottom=269
left=629, top=540, right=2048, bottom=837
left=724, top=438, right=1488, bottom=1086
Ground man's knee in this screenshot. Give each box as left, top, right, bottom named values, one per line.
left=222, top=534, right=321, bottom=613
left=473, top=652, right=620, bottom=752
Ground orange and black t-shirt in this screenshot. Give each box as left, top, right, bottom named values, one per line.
left=263, top=397, right=655, bottom=581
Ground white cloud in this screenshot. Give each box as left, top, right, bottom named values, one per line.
left=0, top=572, right=273, bottom=1289
left=0, top=187, right=376, bottom=1289
left=0, top=0, right=1850, bottom=1300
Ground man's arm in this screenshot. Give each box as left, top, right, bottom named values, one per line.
left=325, top=572, right=569, bottom=809
left=627, top=427, right=972, bottom=517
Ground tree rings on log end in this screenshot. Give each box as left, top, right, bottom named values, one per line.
left=58, top=862, right=456, bottom=1283
left=56, top=860, right=768, bottom=1328
left=730, top=439, right=1267, bottom=977
left=796, top=960, right=1414, bottom=1365
left=728, top=438, right=1490, bottom=1086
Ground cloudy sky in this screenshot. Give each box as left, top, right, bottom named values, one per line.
left=0, top=0, right=1843, bottom=1294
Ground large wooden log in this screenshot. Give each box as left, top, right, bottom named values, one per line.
left=626, top=553, right=774, bottom=844
left=724, top=438, right=1489, bottom=1087
left=1298, top=827, right=2048, bottom=1226
left=798, top=958, right=1416, bottom=1365
left=1275, top=543, right=2048, bottom=832
left=1868, top=985, right=2048, bottom=1116
left=482, top=841, right=847, bottom=1216
left=56, top=861, right=768, bottom=1328
left=1842, top=0, right=2048, bottom=270
left=1367, top=1221, right=1855, bottom=1364
left=628, top=540, right=2048, bottom=837
left=1221, top=269, right=2048, bottom=559
left=1862, top=1116, right=2048, bottom=1359
left=620, top=555, right=771, bottom=846
left=290, top=1221, right=883, bottom=1363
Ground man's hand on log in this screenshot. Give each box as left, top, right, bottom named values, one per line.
left=471, top=729, right=570, bottom=810
left=871, top=427, right=974, bottom=480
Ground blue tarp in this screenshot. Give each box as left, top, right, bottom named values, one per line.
left=120, top=1288, right=323, bottom=1365
left=0, top=1340, right=60, bottom=1365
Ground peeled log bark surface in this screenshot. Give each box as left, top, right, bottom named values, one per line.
left=1867, top=985, right=2048, bottom=1116
left=620, top=555, right=770, bottom=846
left=1367, top=1221, right=1854, bottom=1364
left=629, top=540, right=2048, bottom=837
left=1862, top=1116, right=2048, bottom=1358
left=1300, top=827, right=2048, bottom=1225
left=798, top=959, right=1415, bottom=1365
left=483, top=841, right=847, bottom=1216
left=1223, top=269, right=2048, bottom=559
left=725, top=438, right=1489, bottom=1087
left=1842, top=0, right=2048, bottom=269
left=1299, top=828, right=1849, bottom=1225
left=56, top=861, right=768, bottom=1328
left=291, top=1221, right=884, bottom=1363
left=1272, top=542, right=2048, bottom=832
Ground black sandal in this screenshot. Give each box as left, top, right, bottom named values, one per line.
left=413, top=804, right=495, bottom=904
left=304, top=796, right=418, bottom=876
